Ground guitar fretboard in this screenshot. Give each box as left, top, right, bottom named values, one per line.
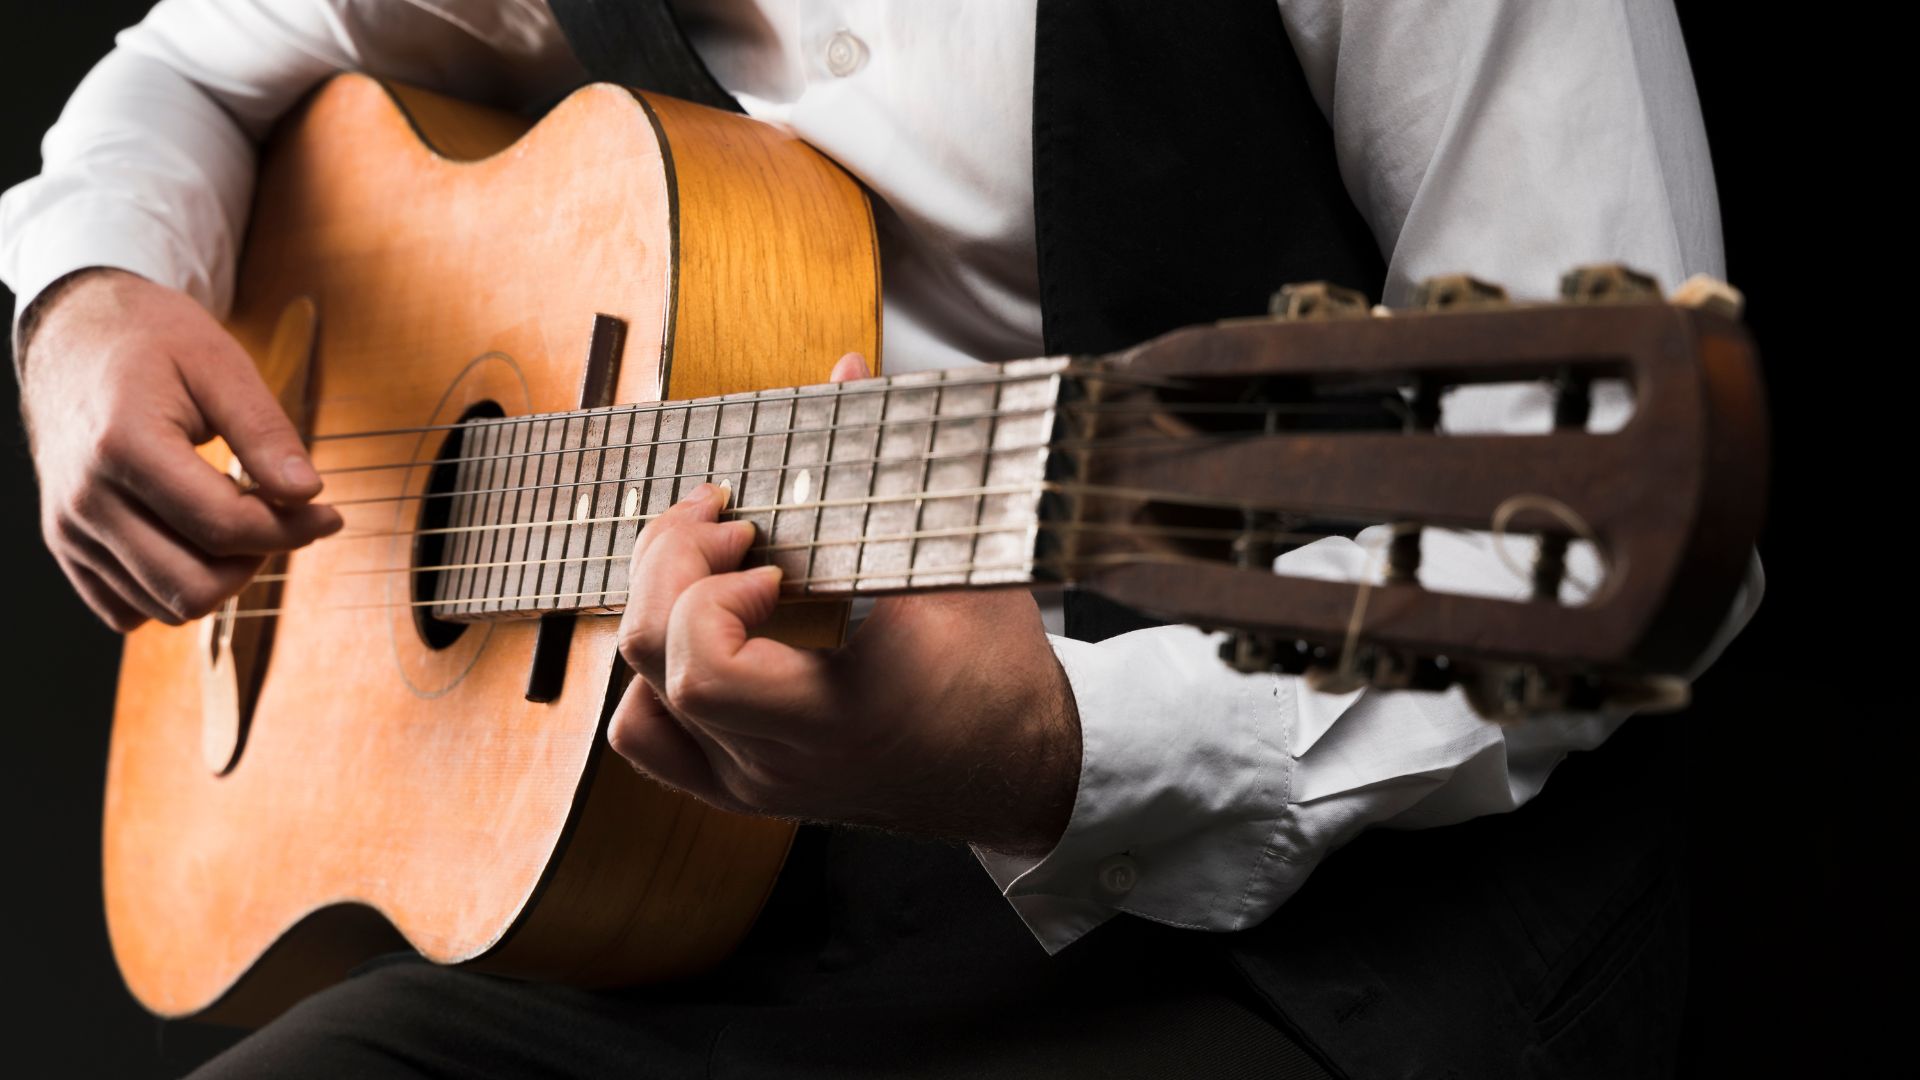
left=429, top=358, right=1067, bottom=621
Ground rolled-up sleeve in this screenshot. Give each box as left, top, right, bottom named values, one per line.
left=0, top=0, right=578, bottom=347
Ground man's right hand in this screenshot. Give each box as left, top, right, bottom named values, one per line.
left=20, top=269, right=343, bottom=632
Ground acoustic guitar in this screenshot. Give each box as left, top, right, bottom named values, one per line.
left=102, top=74, right=1767, bottom=1024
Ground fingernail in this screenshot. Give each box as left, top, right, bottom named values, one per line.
left=679, top=482, right=715, bottom=506
left=751, top=564, right=784, bottom=582
left=832, top=352, right=872, bottom=382
left=281, top=455, right=320, bottom=491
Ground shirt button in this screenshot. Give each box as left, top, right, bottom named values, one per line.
left=1096, top=855, right=1140, bottom=898
left=824, top=29, right=868, bottom=77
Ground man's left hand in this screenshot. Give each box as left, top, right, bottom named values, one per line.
left=607, top=354, right=1081, bottom=857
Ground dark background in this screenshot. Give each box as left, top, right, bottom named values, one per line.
left=0, top=3, right=1851, bottom=1076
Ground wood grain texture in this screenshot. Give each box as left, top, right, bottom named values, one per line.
left=102, top=74, right=880, bottom=1022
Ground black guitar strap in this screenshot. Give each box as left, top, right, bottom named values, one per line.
left=546, top=0, right=743, bottom=114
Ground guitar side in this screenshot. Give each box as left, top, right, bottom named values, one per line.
left=101, top=74, right=880, bottom=1025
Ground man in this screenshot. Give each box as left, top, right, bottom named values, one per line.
left=1, top=2, right=1754, bottom=1075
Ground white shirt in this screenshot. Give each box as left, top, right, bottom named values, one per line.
left=0, top=0, right=1756, bottom=953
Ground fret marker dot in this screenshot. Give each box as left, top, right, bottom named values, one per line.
left=793, top=468, right=812, bottom=504
left=575, top=493, right=593, bottom=522
left=623, top=487, right=640, bottom=519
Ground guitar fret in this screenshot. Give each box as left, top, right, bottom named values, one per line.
left=902, top=380, right=945, bottom=586
left=715, top=396, right=756, bottom=515
left=554, top=414, right=596, bottom=616
left=525, top=416, right=568, bottom=616
left=521, top=415, right=559, bottom=617
left=964, top=376, right=1005, bottom=583
left=437, top=423, right=479, bottom=616
left=848, top=382, right=890, bottom=592
left=682, top=400, right=718, bottom=506
left=479, top=417, right=520, bottom=614
left=600, top=402, right=647, bottom=607
left=772, top=385, right=835, bottom=581
left=585, top=408, right=626, bottom=611
left=915, top=371, right=1000, bottom=588
left=766, top=391, right=796, bottom=573
left=738, top=392, right=784, bottom=550
left=800, top=383, right=845, bottom=586
left=976, top=358, right=1064, bottom=583
left=860, top=375, right=941, bottom=589
left=810, top=380, right=876, bottom=592
left=491, top=417, right=533, bottom=615
left=504, top=416, right=549, bottom=615
left=460, top=421, right=503, bottom=614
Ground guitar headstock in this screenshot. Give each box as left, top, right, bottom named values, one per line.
left=1045, top=266, right=1766, bottom=719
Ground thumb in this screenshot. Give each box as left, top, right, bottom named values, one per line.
left=178, top=335, right=323, bottom=503
left=829, top=352, right=871, bottom=383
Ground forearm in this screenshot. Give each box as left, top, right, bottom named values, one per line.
left=1, top=0, right=580, bottom=361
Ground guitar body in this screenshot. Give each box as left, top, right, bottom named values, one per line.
left=103, top=75, right=880, bottom=1024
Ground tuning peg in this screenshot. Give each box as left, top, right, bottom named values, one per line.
left=1670, top=273, right=1745, bottom=319
left=1219, top=631, right=1278, bottom=674
left=1268, top=281, right=1371, bottom=320
left=1559, top=263, right=1661, bottom=303
left=1463, top=664, right=1558, bottom=722
left=1411, top=273, right=1510, bottom=311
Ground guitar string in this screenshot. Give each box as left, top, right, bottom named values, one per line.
left=301, top=366, right=1207, bottom=446
left=245, top=519, right=1339, bottom=584
left=310, top=477, right=1354, bottom=545
left=218, top=550, right=1209, bottom=620
left=214, top=494, right=1610, bottom=713
left=313, top=406, right=1418, bottom=511
left=324, top=437, right=1054, bottom=502
left=319, top=391, right=1413, bottom=510
left=251, top=508, right=1589, bottom=593
left=325, top=482, right=1047, bottom=542
left=227, top=505, right=1607, bottom=625
left=310, top=398, right=1401, bottom=478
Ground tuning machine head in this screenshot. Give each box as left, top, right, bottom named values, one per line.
left=1462, top=665, right=1692, bottom=722
left=1412, top=273, right=1510, bottom=311
left=1215, top=633, right=1693, bottom=722
left=1218, top=631, right=1280, bottom=674
left=1560, top=263, right=1661, bottom=303
left=1669, top=273, right=1745, bottom=319
left=1268, top=280, right=1372, bottom=320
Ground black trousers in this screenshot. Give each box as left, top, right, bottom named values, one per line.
left=191, top=827, right=1331, bottom=1079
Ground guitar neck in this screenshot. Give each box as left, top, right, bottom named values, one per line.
left=428, top=358, right=1071, bottom=621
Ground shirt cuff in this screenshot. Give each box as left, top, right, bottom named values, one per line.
left=3, top=192, right=199, bottom=361
left=972, top=624, right=1312, bottom=953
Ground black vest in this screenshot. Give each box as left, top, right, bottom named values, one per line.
left=548, top=3, right=1691, bottom=1076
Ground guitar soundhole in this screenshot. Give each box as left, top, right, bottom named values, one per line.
left=413, top=401, right=504, bottom=650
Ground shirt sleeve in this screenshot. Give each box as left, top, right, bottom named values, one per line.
left=974, top=0, right=1750, bottom=953
left=0, top=0, right=579, bottom=344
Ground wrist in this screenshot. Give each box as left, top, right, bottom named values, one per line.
left=14, top=267, right=135, bottom=388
